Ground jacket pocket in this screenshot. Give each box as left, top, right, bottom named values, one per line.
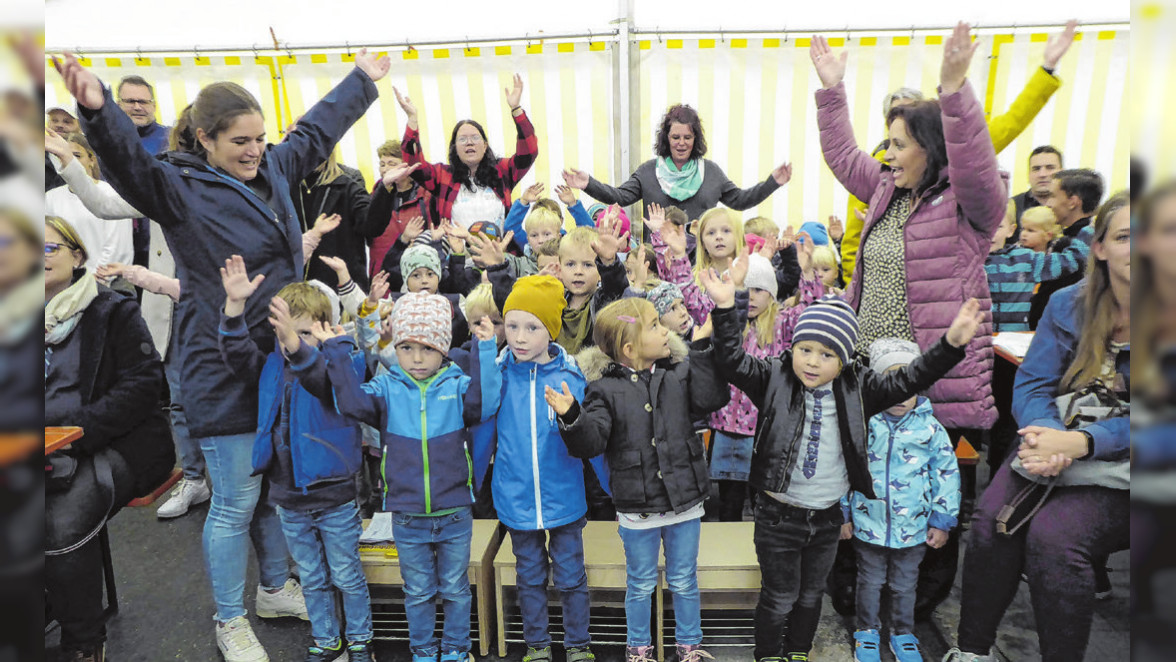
left=685, top=433, right=711, bottom=492
left=610, top=450, right=646, bottom=505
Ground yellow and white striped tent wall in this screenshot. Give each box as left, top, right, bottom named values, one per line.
left=44, top=55, right=283, bottom=145
left=279, top=43, right=615, bottom=203
left=1132, top=4, right=1173, bottom=181
left=992, top=31, right=1130, bottom=196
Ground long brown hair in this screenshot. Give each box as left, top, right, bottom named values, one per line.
left=1061, top=190, right=1130, bottom=392
left=1131, top=181, right=1176, bottom=401
left=67, top=132, right=101, bottom=180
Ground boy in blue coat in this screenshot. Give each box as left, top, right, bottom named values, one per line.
left=217, top=255, right=374, bottom=662
left=320, top=292, right=500, bottom=662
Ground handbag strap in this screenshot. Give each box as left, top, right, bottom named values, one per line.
left=45, top=452, right=116, bottom=556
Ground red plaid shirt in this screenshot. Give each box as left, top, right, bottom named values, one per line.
left=401, top=109, right=538, bottom=223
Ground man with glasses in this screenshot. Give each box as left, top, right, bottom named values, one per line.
left=117, top=76, right=170, bottom=155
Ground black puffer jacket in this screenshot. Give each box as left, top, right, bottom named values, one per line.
left=709, top=304, right=964, bottom=500
left=559, top=333, right=729, bottom=515
left=295, top=170, right=374, bottom=290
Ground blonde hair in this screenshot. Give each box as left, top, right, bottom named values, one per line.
left=538, top=237, right=562, bottom=259
left=743, top=216, right=779, bottom=240
left=1134, top=182, right=1176, bottom=402
left=377, top=139, right=402, bottom=159
left=276, top=282, right=332, bottom=324
left=693, top=207, right=744, bottom=275
left=464, top=283, right=499, bottom=320
left=1021, top=206, right=1062, bottom=240
left=747, top=300, right=782, bottom=349
left=1060, top=190, right=1130, bottom=392
left=559, top=226, right=598, bottom=257
left=811, top=245, right=838, bottom=272
left=45, top=215, right=89, bottom=264
left=67, top=133, right=101, bottom=180
left=524, top=206, right=563, bottom=235
left=593, top=297, right=658, bottom=365
left=314, top=151, right=346, bottom=187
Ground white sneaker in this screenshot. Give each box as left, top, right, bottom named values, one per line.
left=941, top=648, right=992, bottom=662
left=156, top=477, right=211, bottom=519
left=216, top=616, right=269, bottom=662
left=255, top=578, right=309, bottom=620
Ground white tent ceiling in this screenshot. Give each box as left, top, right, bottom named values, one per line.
left=45, top=0, right=1128, bottom=53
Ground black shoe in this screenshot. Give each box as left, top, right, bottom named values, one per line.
left=348, top=641, right=378, bottom=662
left=306, top=641, right=347, bottom=662
left=63, top=643, right=105, bottom=662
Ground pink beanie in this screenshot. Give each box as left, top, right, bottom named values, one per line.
left=390, top=292, right=452, bottom=353
left=595, top=204, right=631, bottom=239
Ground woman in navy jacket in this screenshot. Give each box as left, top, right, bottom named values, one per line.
left=55, top=50, right=391, bottom=655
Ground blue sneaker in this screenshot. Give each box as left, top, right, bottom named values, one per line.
left=853, top=629, right=881, bottom=662
left=439, top=652, right=471, bottom=662
left=347, top=641, right=376, bottom=662
left=889, top=633, right=922, bottom=662
left=412, top=653, right=437, bottom=662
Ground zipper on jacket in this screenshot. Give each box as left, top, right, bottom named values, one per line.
left=884, top=418, right=895, bottom=547
left=776, top=407, right=807, bottom=494
left=420, top=382, right=431, bottom=513
left=530, top=366, right=544, bottom=529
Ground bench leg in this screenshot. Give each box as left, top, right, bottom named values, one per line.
left=99, top=525, right=118, bottom=616
left=496, top=568, right=507, bottom=658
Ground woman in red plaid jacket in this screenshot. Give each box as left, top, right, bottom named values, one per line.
left=394, top=74, right=538, bottom=231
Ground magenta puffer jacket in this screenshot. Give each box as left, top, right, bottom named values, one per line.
left=815, top=80, right=1006, bottom=429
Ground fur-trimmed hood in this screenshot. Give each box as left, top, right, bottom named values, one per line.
left=573, top=331, right=690, bottom=382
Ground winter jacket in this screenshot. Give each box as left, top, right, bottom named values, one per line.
left=402, top=109, right=538, bottom=222
left=1028, top=217, right=1093, bottom=330
left=1013, top=280, right=1129, bottom=461
left=78, top=67, right=379, bottom=438
left=840, top=66, right=1062, bottom=279
left=843, top=397, right=960, bottom=549
left=817, top=79, right=1006, bottom=430
left=559, top=334, right=729, bottom=515
left=295, top=169, right=375, bottom=289
left=708, top=304, right=965, bottom=499
left=503, top=198, right=595, bottom=254
left=490, top=342, right=608, bottom=531
left=322, top=335, right=502, bottom=514
left=583, top=158, right=782, bottom=232
left=710, top=276, right=825, bottom=437
left=361, top=181, right=433, bottom=281
left=985, top=228, right=1092, bottom=332
left=44, top=288, right=175, bottom=497
left=217, top=312, right=365, bottom=492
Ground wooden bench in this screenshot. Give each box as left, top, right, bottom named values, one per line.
left=664, top=522, right=759, bottom=649
left=100, top=467, right=185, bottom=616
left=359, top=518, right=504, bottom=656
left=956, top=437, right=980, bottom=466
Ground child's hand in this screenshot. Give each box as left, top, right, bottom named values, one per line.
left=544, top=381, right=576, bottom=416
left=95, top=262, right=128, bottom=283
left=382, top=162, right=420, bottom=189
left=401, top=216, right=425, bottom=245
left=756, top=233, right=779, bottom=260
left=927, top=528, right=949, bottom=549
left=631, top=245, right=649, bottom=286
left=729, top=244, right=749, bottom=288
left=469, top=230, right=512, bottom=268
left=318, top=254, right=350, bottom=283
left=521, top=182, right=544, bottom=205
left=439, top=219, right=468, bottom=254
left=554, top=184, right=577, bottom=207
left=268, top=296, right=302, bottom=355
left=945, top=298, right=984, bottom=348
left=538, top=260, right=561, bottom=278
left=692, top=315, right=713, bottom=341
left=378, top=314, right=395, bottom=343
left=827, top=215, right=845, bottom=242
left=698, top=267, right=736, bottom=309
left=311, top=213, right=342, bottom=237
left=645, top=202, right=667, bottom=236
left=663, top=222, right=688, bottom=259
left=310, top=321, right=346, bottom=344
left=779, top=224, right=796, bottom=250
left=45, top=127, right=73, bottom=160
left=220, top=255, right=265, bottom=304
left=840, top=522, right=854, bottom=540
left=771, top=161, right=793, bottom=186
left=591, top=209, right=628, bottom=265
left=796, top=231, right=815, bottom=277
left=367, top=271, right=391, bottom=305
left=471, top=315, right=496, bottom=342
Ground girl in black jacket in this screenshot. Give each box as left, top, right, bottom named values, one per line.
left=548, top=298, right=728, bottom=662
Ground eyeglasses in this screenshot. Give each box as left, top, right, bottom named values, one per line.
left=44, top=242, right=71, bottom=256
left=455, top=136, right=484, bottom=146
left=119, top=98, right=154, bottom=107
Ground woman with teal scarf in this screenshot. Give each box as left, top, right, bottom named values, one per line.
left=562, top=104, right=791, bottom=237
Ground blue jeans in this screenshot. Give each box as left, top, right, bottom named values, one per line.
left=752, top=497, right=841, bottom=659
left=709, top=432, right=753, bottom=481
left=278, top=500, right=373, bottom=647
left=853, top=539, right=925, bottom=634
left=199, top=433, right=290, bottom=622
left=165, top=345, right=204, bottom=480
left=618, top=518, right=702, bottom=647
left=392, top=507, right=473, bottom=656
left=508, top=517, right=591, bottom=649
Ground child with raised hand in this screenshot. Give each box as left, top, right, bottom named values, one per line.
left=843, top=338, right=960, bottom=662
left=318, top=291, right=501, bottom=662
left=503, top=181, right=596, bottom=253
left=489, top=275, right=606, bottom=662
left=216, top=255, right=375, bottom=662
left=549, top=297, right=729, bottom=662
left=649, top=203, right=745, bottom=325
left=697, top=266, right=982, bottom=662
left=708, top=238, right=826, bottom=522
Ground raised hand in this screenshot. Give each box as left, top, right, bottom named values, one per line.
left=392, top=86, right=419, bottom=128
left=220, top=255, right=265, bottom=305
left=538, top=260, right=561, bottom=278
left=698, top=267, right=736, bottom=309
left=809, top=36, right=848, bottom=89
left=318, top=254, right=350, bottom=280
left=312, top=213, right=342, bottom=237
left=663, top=222, right=688, bottom=258
left=439, top=219, right=468, bottom=254
left=692, top=315, right=713, bottom=341
left=354, top=48, right=391, bottom=82
left=44, top=127, right=73, bottom=160
left=554, top=184, right=577, bottom=207
left=383, top=162, right=420, bottom=189
left=631, top=245, right=649, bottom=286
left=796, top=231, right=815, bottom=276
left=52, top=53, right=105, bottom=110
left=400, top=216, right=426, bottom=245
left=378, top=314, right=395, bottom=343
left=310, top=321, right=347, bottom=344
left=779, top=223, right=797, bottom=250
left=1043, top=20, right=1078, bottom=71
left=729, top=244, right=750, bottom=288
left=367, top=270, right=391, bottom=306
left=771, top=162, right=793, bottom=186
left=268, top=296, right=302, bottom=355
left=544, top=381, right=576, bottom=415
left=941, top=22, right=981, bottom=95
left=756, top=233, right=779, bottom=260
left=471, top=315, right=496, bottom=342
left=562, top=168, right=590, bottom=190
left=469, top=230, right=513, bottom=269
left=945, top=298, right=984, bottom=347
left=521, top=182, right=545, bottom=205
left=645, top=202, right=667, bottom=236
left=505, top=73, right=524, bottom=110
left=591, top=208, right=629, bottom=264
left=827, top=215, right=845, bottom=242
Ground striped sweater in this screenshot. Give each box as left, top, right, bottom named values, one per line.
left=984, top=227, right=1093, bottom=332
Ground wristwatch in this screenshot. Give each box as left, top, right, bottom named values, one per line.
left=1077, top=430, right=1094, bottom=460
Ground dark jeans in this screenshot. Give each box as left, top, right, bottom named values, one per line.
left=854, top=539, right=925, bottom=634
left=508, top=517, right=592, bottom=649
left=753, top=496, right=841, bottom=659
left=717, top=480, right=748, bottom=522
left=957, top=457, right=1129, bottom=661
left=45, top=450, right=134, bottom=648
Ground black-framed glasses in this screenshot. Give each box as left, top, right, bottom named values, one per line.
left=119, top=98, right=154, bottom=107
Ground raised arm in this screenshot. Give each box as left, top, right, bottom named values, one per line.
left=322, top=335, right=387, bottom=427
left=498, top=75, right=539, bottom=189
left=987, top=21, right=1074, bottom=154
left=48, top=132, right=143, bottom=218
left=811, top=37, right=884, bottom=201
left=701, top=269, right=775, bottom=406
left=569, top=164, right=644, bottom=208
left=461, top=335, right=504, bottom=427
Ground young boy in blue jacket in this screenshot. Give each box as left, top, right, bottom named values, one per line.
left=217, top=255, right=374, bottom=662
left=319, top=291, right=500, bottom=662
left=842, top=339, right=960, bottom=662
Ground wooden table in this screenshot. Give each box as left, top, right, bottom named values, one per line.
left=360, top=518, right=505, bottom=656
left=493, top=520, right=665, bottom=659
left=45, top=426, right=83, bottom=454
left=993, top=344, right=1025, bottom=366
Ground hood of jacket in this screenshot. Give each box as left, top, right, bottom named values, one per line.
left=573, top=330, right=689, bottom=382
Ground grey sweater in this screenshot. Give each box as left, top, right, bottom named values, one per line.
left=584, top=158, right=782, bottom=232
